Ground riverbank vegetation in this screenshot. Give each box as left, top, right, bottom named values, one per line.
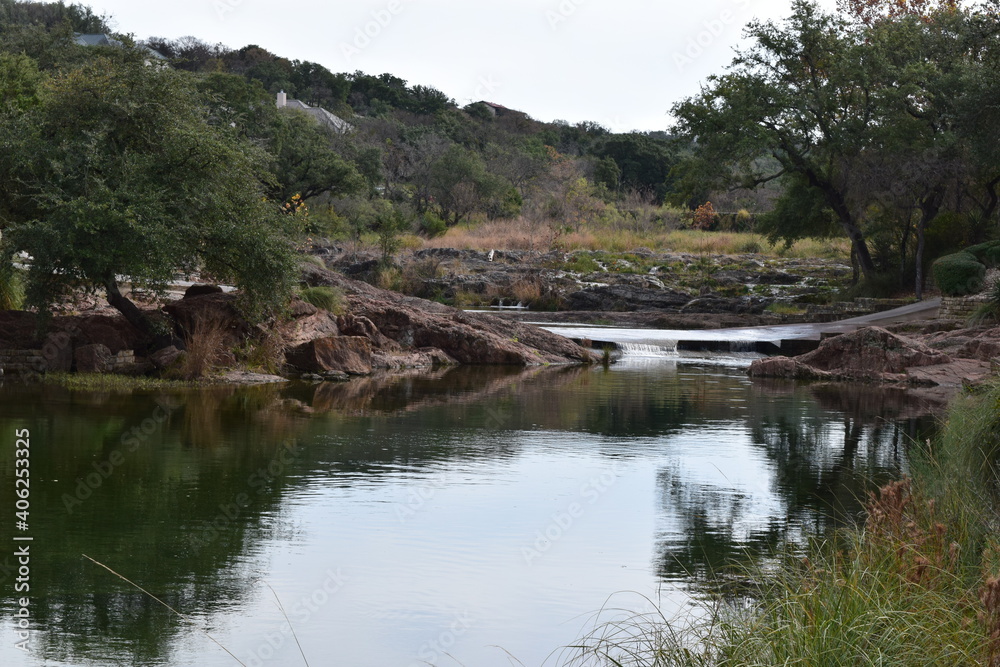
left=564, top=380, right=1000, bottom=665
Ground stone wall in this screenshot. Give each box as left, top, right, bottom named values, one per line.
left=940, top=295, right=989, bottom=321
left=0, top=348, right=135, bottom=375
left=0, top=349, right=46, bottom=376
left=805, top=298, right=917, bottom=322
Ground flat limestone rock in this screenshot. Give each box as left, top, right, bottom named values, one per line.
left=906, top=360, right=992, bottom=387
left=216, top=370, right=289, bottom=385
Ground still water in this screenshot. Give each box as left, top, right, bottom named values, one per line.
left=0, top=353, right=938, bottom=666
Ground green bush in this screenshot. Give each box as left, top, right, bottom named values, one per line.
left=933, top=251, right=986, bottom=296
left=964, top=240, right=1000, bottom=268
left=419, top=211, right=447, bottom=238
left=299, top=286, right=345, bottom=314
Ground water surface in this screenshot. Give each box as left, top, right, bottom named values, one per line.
left=0, top=355, right=938, bottom=666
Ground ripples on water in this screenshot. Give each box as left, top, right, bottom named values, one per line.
left=0, top=351, right=938, bottom=666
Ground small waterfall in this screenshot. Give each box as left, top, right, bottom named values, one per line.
left=728, top=340, right=758, bottom=354
left=617, top=341, right=679, bottom=357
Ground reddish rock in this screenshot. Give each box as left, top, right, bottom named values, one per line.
left=285, top=336, right=373, bottom=375
left=797, top=326, right=949, bottom=379
left=959, top=337, right=1000, bottom=362
left=748, top=356, right=830, bottom=380
left=372, top=348, right=458, bottom=370
left=749, top=326, right=958, bottom=385
left=288, top=297, right=318, bottom=318
left=150, top=346, right=183, bottom=369
left=337, top=313, right=398, bottom=350
left=302, top=266, right=594, bottom=365
left=281, top=311, right=340, bottom=349
left=906, top=360, right=992, bottom=387
left=75, top=344, right=112, bottom=373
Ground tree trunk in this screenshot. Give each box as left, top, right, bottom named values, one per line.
left=804, top=169, right=877, bottom=280
left=915, top=190, right=944, bottom=302
left=104, top=277, right=176, bottom=351
left=850, top=245, right=860, bottom=286
left=915, top=220, right=926, bottom=301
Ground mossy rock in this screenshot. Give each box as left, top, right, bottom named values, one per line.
left=932, top=251, right=986, bottom=296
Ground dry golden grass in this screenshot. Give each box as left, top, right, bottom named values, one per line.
left=423, top=217, right=562, bottom=252
left=179, top=312, right=230, bottom=379
left=421, top=218, right=850, bottom=260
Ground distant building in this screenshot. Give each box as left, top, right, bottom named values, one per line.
left=276, top=91, right=353, bottom=134
left=74, top=33, right=167, bottom=62
left=476, top=101, right=528, bottom=120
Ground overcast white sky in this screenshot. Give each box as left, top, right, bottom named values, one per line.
left=88, top=0, right=839, bottom=133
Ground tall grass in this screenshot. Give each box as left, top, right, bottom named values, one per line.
left=566, top=381, right=1000, bottom=666
left=425, top=219, right=849, bottom=260
left=178, top=312, right=230, bottom=379
left=0, top=261, right=25, bottom=310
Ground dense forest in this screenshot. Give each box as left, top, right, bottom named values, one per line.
left=0, top=0, right=999, bottom=327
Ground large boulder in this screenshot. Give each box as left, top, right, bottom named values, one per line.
left=183, top=284, right=224, bottom=299
left=746, top=356, right=830, bottom=381
left=285, top=336, right=373, bottom=375
left=281, top=311, right=340, bottom=348
left=74, top=344, right=112, bottom=373
left=749, top=326, right=954, bottom=383
left=796, top=327, right=950, bottom=378
left=162, top=293, right=250, bottom=349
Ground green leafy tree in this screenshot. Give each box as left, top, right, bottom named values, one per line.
left=593, top=133, right=677, bottom=202
left=837, top=0, right=961, bottom=26
left=0, top=0, right=109, bottom=33
left=369, top=201, right=409, bottom=264
left=0, top=58, right=297, bottom=345
left=267, top=108, right=364, bottom=203
left=672, top=1, right=883, bottom=279
left=428, top=144, right=514, bottom=225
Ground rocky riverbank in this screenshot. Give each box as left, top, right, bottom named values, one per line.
left=0, top=263, right=595, bottom=382
left=748, top=322, right=998, bottom=387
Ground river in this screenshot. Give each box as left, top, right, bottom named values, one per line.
left=0, top=344, right=939, bottom=666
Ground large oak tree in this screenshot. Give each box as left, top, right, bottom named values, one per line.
left=0, top=56, right=297, bottom=346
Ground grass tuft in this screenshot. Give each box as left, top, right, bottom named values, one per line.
left=299, top=286, right=346, bottom=314
left=177, top=312, right=230, bottom=380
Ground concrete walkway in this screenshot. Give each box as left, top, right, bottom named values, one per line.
left=540, top=298, right=942, bottom=355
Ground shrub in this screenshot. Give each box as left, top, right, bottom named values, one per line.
left=233, top=331, right=285, bottom=375
left=299, top=286, right=345, bottom=314
left=933, top=251, right=986, bottom=296
left=737, top=236, right=764, bottom=254
left=691, top=201, right=718, bottom=230
left=965, top=241, right=1000, bottom=268
left=563, top=253, right=602, bottom=274
left=969, top=277, right=1000, bottom=325
left=419, top=211, right=447, bottom=238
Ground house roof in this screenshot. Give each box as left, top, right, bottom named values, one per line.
left=74, top=33, right=166, bottom=60
left=74, top=33, right=122, bottom=48
left=280, top=96, right=354, bottom=134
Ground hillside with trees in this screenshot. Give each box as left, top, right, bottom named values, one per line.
left=0, top=0, right=998, bottom=330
